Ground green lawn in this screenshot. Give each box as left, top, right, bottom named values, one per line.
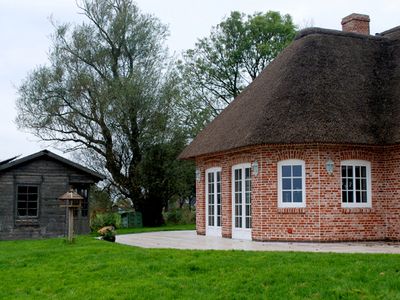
left=1, top=227, right=400, bottom=300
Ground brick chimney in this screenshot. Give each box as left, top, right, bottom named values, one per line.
left=341, top=13, right=370, bottom=35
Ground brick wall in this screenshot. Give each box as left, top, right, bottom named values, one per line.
left=195, top=143, right=398, bottom=242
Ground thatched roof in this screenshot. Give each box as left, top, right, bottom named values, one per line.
left=180, top=26, right=400, bottom=159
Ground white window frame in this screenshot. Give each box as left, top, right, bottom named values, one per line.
left=205, top=167, right=222, bottom=236
left=277, top=159, right=306, bottom=208
left=341, top=160, right=372, bottom=208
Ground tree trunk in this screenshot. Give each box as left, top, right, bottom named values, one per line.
left=140, top=195, right=165, bottom=227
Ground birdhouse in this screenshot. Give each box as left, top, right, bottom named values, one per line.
left=59, top=188, right=84, bottom=243
left=59, top=188, right=84, bottom=208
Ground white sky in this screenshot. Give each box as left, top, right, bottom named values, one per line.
left=1, top=0, right=399, bottom=160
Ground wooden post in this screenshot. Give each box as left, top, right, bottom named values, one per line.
left=59, top=189, right=83, bottom=244
left=68, top=207, right=74, bottom=243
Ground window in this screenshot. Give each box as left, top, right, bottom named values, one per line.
left=77, top=187, right=89, bottom=217
left=277, top=160, right=306, bottom=208
left=17, top=185, right=39, bottom=217
left=341, top=160, right=371, bottom=208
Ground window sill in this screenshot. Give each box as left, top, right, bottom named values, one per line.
left=277, top=207, right=306, bottom=214
left=15, top=218, right=39, bottom=226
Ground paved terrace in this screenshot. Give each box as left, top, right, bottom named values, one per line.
left=116, top=230, right=400, bottom=254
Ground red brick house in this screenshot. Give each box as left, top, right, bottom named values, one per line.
left=179, top=14, right=400, bottom=242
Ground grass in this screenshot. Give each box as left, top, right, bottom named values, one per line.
left=0, top=226, right=400, bottom=300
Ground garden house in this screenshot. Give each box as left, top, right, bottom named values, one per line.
left=0, top=150, right=104, bottom=240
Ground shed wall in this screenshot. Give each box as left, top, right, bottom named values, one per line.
left=0, top=157, right=93, bottom=240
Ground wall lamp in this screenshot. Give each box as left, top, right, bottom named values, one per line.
left=326, top=158, right=334, bottom=175
left=252, top=161, right=259, bottom=176
left=195, top=168, right=201, bottom=182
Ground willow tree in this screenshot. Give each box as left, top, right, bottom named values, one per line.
left=16, top=0, right=186, bottom=225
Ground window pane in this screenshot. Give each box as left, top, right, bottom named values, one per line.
left=208, top=173, right=213, bottom=183
left=27, top=209, right=37, bottom=216
left=347, top=166, right=353, bottom=177
left=282, top=166, right=291, bottom=177
left=17, top=201, right=26, bottom=209
left=356, top=179, right=360, bottom=190
left=282, top=191, right=291, bottom=203
left=28, top=186, right=38, bottom=194
left=245, top=180, right=250, bottom=191
left=28, top=202, right=37, bottom=209
left=361, top=166, right=366, bottom=177
left=293, top=165, right=302, bottom=177
left=361, top=179, right=367, bottom=190
left=293, top=191, right=302, bottom=203
left=342, top=178, right=347, bottom=190
left=245, top=168, right=251, bottom=179
left=341, top=166, right=346, bottom=177
left=342, top=191, right=347, bottom=203
left=282, top=178, right=291, bottom=190
left=347, top=191, right=354, bottom=203
left=348, top=179, right=353, bottom=190
left=18, top=194, right=27, bottom=201
left=355, top=166, right=360, bottom=178
left=18, top=209, right=27, bottom=216
left=356, top=191, right=361, bottom=203
left=362, top=191, right=367, bottom=203
left=293, top=178, right=302, bottom=190
left=245, top=192, right=251, bottom=204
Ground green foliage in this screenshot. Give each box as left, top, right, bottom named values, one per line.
left=1, top=235, right=400, bottom=299
left=178, top=11, right=297, bottom=134
left=89, top=186, right=113, bottom=215
left=90, top=212, right=121, bottom=231
left=163, top=207, right=195, bottom=225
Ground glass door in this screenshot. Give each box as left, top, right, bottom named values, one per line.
left=206, top=168, right=222, bottom=236
left=232, top=163, right=252, bottom=240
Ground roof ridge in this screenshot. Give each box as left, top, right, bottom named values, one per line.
left=0, top=149, right=104, bottom=180
left=295, top=27, right=387, bottom=41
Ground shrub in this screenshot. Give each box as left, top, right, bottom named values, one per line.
left=90, top=212, right=121, bottom=232
left=97, top=226, right=116, bottom=242
left=163, top=207, right=195, bottom=225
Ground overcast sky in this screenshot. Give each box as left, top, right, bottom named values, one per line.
left=1, top=0, right=399, bottom=160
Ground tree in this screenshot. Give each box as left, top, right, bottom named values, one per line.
left=178, top=11, right=296, bottom=128
left=16, top=0, right=190, bottom=226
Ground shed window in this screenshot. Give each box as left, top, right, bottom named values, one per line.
left=17, top=186, right=39, bottom=217
left=341, top=160, right=371, bottom=208
left=277, top=160, right=306, bottom=208
left=77, top=187, right=89, bottom=217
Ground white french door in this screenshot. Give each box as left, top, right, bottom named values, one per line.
left=232, top=163, right=252, bottom=240
left=206, top=168, right=222, bottom=236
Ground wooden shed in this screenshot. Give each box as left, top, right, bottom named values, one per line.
left=0, top=150, right=104, bottom=240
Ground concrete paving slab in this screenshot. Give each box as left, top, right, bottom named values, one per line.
left=116, top=230, right=400, bottom=254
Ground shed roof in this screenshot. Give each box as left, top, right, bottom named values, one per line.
left=179, top=26, right=400, bottom=159
left=0, top=150, right=104, bottom=181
